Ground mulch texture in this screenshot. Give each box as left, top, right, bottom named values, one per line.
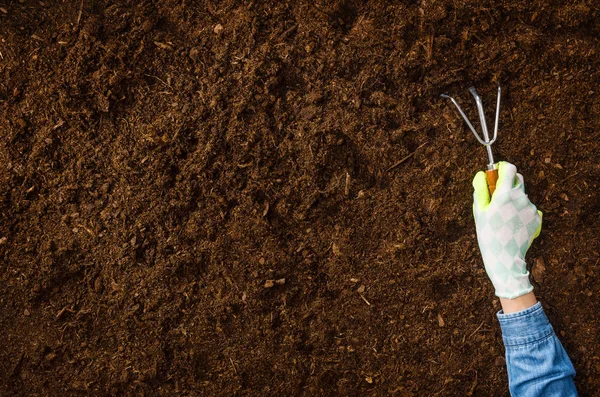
left=1, top=1, right=599, bottom=395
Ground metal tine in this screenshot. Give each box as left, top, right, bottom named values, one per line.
left=469, top=87, right=492, bottom=146
left=492, top=85, right=501, bottom=145
left=441, top=86, right=501, bottom=147
left=440, top=94, right=488, bottom=146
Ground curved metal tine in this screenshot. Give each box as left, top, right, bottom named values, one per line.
left=468, top=87, right=491, bottom=146
left=440, top=94, right=488, bottom=146
left=490, top=85, right=501, bottom=145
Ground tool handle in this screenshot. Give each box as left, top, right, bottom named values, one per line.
left=486, top=168, right=499, bottom=196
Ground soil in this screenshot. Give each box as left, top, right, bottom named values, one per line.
left=1, top=1, right=599, bottom=395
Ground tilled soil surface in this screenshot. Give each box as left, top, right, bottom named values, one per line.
left=1, top=1, right=599, bottom=395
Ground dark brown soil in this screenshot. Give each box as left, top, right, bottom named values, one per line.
left=1, top=1, right=599, bottom=395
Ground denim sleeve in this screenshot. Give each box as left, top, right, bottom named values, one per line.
left=497, top=302, right=577, bottom=396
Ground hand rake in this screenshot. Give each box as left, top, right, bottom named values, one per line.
left=442, top=86, right=502, bottom=195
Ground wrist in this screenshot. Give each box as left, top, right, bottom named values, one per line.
left=499, top=291, right=537, bottom=314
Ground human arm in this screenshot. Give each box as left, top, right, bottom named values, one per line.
left=498, top=300, right=576, bottom=396
left=473, top=162, right=577, bottom=396
left=500, top=291, right=537, bottom=314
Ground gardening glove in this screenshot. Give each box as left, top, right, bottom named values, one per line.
left=473, top=161, right=543, bottom=299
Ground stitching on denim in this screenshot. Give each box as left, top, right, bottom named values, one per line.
left=497, top=302, right=543, bottom=321
left=504, top=330, right=555, bottom=349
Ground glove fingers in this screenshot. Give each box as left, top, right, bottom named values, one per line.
left=473, top=163, right=541, bottom=300
left=472, top=170, right=490, bottom=210
left=513, top=173, right=525, bottom=193
left=496, top=161, right=517, bottom=194
left=532, top=210, right=543, bottom=240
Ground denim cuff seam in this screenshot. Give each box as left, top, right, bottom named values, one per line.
left=503, top=329, right=554, bottom=349
left=497, top=302, right=543, bottom=322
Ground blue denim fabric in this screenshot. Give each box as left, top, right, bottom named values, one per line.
left=498, top=302, right=577, bottom=396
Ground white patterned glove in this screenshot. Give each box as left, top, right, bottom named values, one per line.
left=473, top=162, right=543, bottom=299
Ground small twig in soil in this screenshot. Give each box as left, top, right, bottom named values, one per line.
left=386, top=142, right=427, bottom=172
left=56, top=306, right=75, bottom=319
left=562, top=171, right=579, bottom=183
left=467, top=320, right=485, bottom=339
left=76, top=0, right=84, bottom=28
left=145, top=74, right=174, bottom=91
left=359, top=294, right=371, bottom=306
left=344, top=172, right=351, bottom=196
left=467, top=370, right=478, bottom=396
left=278, top=24, right=298, bottom=42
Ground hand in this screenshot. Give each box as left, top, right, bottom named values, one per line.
left=473, top=162, right=543, bottom=299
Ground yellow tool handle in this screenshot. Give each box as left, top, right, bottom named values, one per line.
left=486, top=168, right=499, bottom=196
